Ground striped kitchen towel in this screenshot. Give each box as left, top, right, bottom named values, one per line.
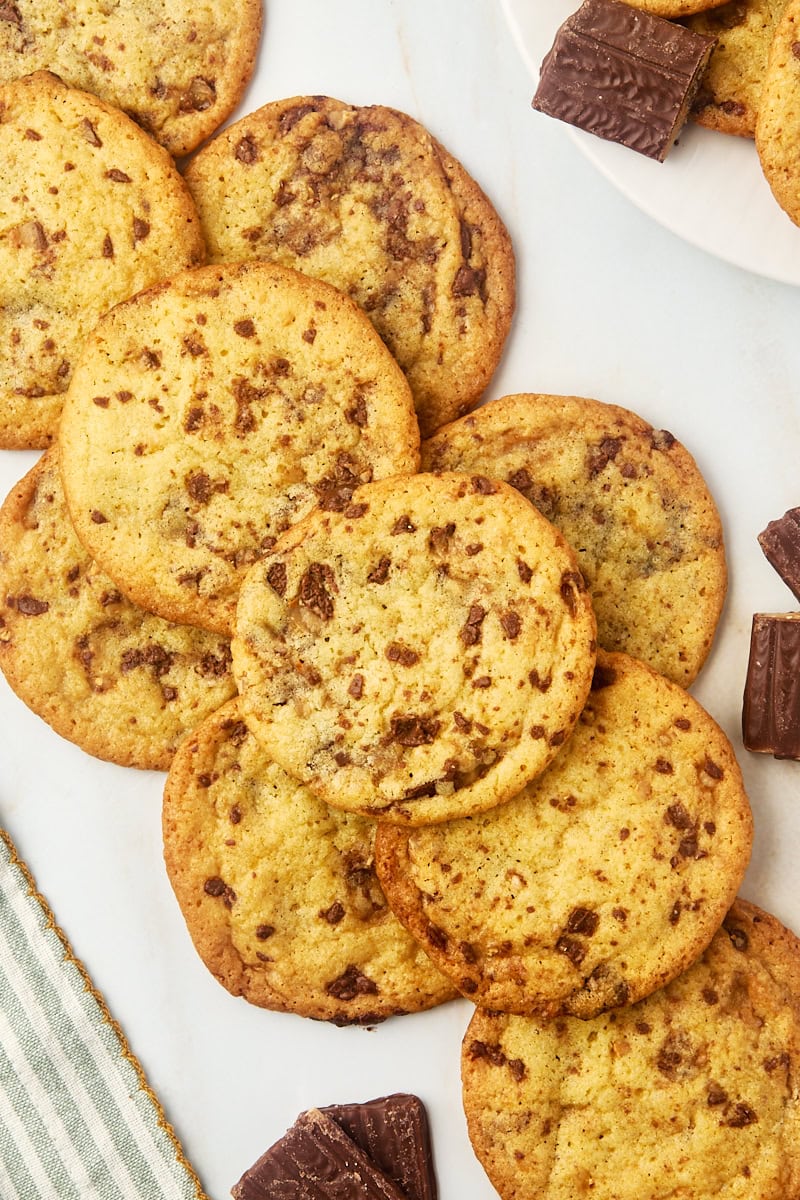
left=0, top=829, right=206, bottom=1200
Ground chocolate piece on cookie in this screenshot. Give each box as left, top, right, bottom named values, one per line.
left=532, top=0, right=716, bottom=160
left=183, top=95, right=515, bottom=436
left=376, top=650, right=752, bottom=1018
left=742, top=613, right=800, bottom=759
left=0, top=2, right=262, bottom=157
left=462, top=898, right=800, bottom=1200
left=0, top=71, right=205, bottom=449
left=163, top=699, right=456, bottom=1023
left=0, top=450, right=235, bottom=769
left=232, top=472, right=597, bottom=826
left=687, top=0, right=786, bottom=137
left=756, top=0, right=800, bottom=226
left=422, top=394, right=726, bottom=686
left=59, top=261, right=419, bottom=636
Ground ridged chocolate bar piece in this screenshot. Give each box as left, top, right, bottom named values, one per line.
left=321, top=1094, right=437, bottom=1200
left=758, top=507, right=800, bottom=601
left=742, top=613, right=800, bottom=760
left=231, top=1109, right=408, bottom=1200
left=532, top=0, right=716, bottom=161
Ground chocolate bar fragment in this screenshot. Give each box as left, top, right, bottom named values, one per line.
left=321, top=1094, right=437, bottom=1200
left=758, top=507, right=800, bottom=602
left=230, top=1108, right=408, bottom=1200
left=742, top=613, right=800, bottom=760
left=532, top=0, right=716, bottom=161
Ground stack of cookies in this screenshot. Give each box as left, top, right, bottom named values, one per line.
left=0, top=17, right=797, bottom=1199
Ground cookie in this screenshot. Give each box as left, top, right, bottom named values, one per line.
left=59, top=261, right=420, bottom=636
left=462, top=898, right=800, bottom=1200
left=687, top=0, right=785, bottom=137
left=0, top=449, right=235, bottom=770
left=183, top=95, right=516, bottom=437
left=0, top=3, right=262, bottom=157
left=0, top=70, right=205, bottom=450
left=422, top=394, right=726, bottom=686
left=619, top=0, right=728, bottom=15
left=756, top=0, right=800, bottom=226
left=375, top=649, right=753, bottom=1018
left=232, top=471, right=597, bottom=826
left=162, top=698, right=457, bottom=1023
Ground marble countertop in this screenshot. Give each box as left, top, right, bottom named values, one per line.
left=1, top=2, right=799, bottom=1197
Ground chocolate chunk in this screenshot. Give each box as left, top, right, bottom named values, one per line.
left=321, top=1094, right=438, bottom=1200
left=758, top=507, right=800, bottom=601
left=742, top=613, right=800, bottom=760
left=231, top=1109, right=408, bottom=1200
left=532, top=0, right=715, bottom=162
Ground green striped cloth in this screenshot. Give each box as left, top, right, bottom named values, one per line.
left=0, top=829, right=206, bottom=1200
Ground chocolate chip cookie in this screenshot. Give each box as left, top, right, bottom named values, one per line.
left=376, top=650, right=752, bottom=1018
left=232, top=471, right=597, bottom=826
left=756, top=0, right=800, bottom=226
left=0, top=450, right=235, bottom=769
left=0, top=2, right=262, bottom=157
left=59, top=261, right=419, bottom=636
left=687, top=0, right=786, bottom=137
left=0, top=70, right=205, bottom=449
left=462, top=899, right=800, bottom=1200
left=163, top=698, right=457, bottom=1023
left=183, top=95, right=515, bottom=436
left=422, top=394, right=727, bottom=686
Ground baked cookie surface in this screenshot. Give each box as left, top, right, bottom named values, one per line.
left=375, top=650, right=752, bottom=1018
left=422, top=394, right=726, bottom=686
left=756, top=0, right=800, bottom=226
left=162, top=698, right=457, bottom=1023
left=0, top=71, right=205, bottom=449
left=462, top=899, right=800, bottom=1200
left=688, top=0, right=786, bottom=137
left=183, top=95, right=515, bottom=437
left=0, top=450, right=235, bottom=770
left=233, top=472, right=597, bottom=826
left=0, top=2, right=262, bottom=157
left=619, top=0, right=728, bottom=14
left=59, top=261, right=419, bottom=636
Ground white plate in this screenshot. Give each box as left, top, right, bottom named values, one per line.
left=501, top=0, right=800, bottom=285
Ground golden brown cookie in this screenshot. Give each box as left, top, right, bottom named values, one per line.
left=183, top=95, right=515, bottom=437
left=422, top=394, right=727, bottom=686
left=376, top=650, right=753, bottom=1018
left=232, top=471, right=597, bottom=826
left=620, top=0, right=728, bottom=14
left=687, top=0, right=786, bottom=137
left=162, top=698, right=457, bottom=1023
left=0, top=3, right=262, bottom=157
left=462, top=898, right=800, bottom=1200
left=0, top=449, right=235, bottom=769
left=59, top=261, right=420, bottom=636
left=756, top=0, right=800, bottom=225
left=0, top=70, right=205, bottom=449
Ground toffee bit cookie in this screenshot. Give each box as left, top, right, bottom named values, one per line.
left=232, top=472, right=597, bottom=826
left=756, top=0, right=800, bottom=226
left=59, top=261, right=419, bottom=636
left=0, top=70, right=205, bottom=450
left=375, top=650, right=752, bottom=1018
left=0, top=450, right=235, bottom=770
left=422, top=394, right=726, bottom=686
left=687, top=0, right=786, bottom=137
left=162, top=698, right=457, bottom=1023
left=462, top=898, right=800, bottom=1200
left=183, top=95, right=515, bottom=437
left=0, top=2, right=262, bottom=157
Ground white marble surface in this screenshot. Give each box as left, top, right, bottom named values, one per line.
left=1, top=2, right=800, bottom=1197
